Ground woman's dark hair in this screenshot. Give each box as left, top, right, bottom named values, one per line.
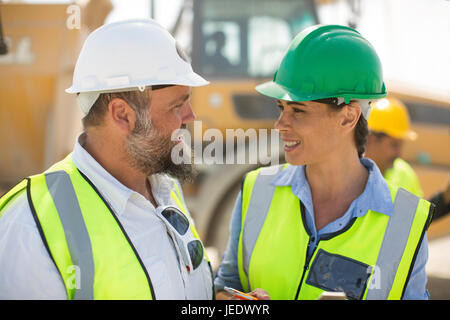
left=314, top=98, right=368, bottom=158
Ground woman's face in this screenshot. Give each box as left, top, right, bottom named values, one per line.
left=275, top=99, right=344, bottom=166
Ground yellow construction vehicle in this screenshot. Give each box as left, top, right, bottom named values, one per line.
left=170, top=0, right=450, bottom=255
left=1, top=0, right=449, bottom=281
left=0, top=1, right=111, bottom=193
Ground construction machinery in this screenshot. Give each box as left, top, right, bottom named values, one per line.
left=0, top=0, right=112, bottom=192
left=170, top=0, right=450, bottom=256
left=1, top=0, right=449, bottom=271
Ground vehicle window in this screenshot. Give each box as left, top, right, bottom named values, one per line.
left=202, top=21, right=240, bottom=76
left=248, top=16, right=291, bottom=77
left=193, top=0, right=318, bottom=79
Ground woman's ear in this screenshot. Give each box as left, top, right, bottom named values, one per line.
left=108, top=98, right=137, bottom=133
left=340, top=100, right=361, bottom=130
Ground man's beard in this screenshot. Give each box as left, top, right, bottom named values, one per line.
left=124, top=118, right=196, bottom=183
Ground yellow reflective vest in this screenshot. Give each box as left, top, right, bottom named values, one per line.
left=238, top=165, right=433, bottom=300
left=0, top=154, right=211, bottom=300
left=384, top=158, right=423, bottom=197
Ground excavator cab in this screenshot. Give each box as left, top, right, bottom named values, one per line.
left=189, top=0, right=318, bottom=133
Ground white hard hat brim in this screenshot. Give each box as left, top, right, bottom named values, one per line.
left=73, top=71, right=209, bottom=116
left=66, top=19, right=210, bottom=95
left=65, top=71, right=209, bottom=94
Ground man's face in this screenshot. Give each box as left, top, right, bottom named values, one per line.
left=124, top=85, right=196, bottom=181
left=366, top=134, right=404, bottom=173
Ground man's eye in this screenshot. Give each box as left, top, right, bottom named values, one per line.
left=277, top=104, right=284, bottom=112
left=293, top=107, right=304, bottom=113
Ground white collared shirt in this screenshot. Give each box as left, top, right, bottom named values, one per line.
left=0, top=133, right=212, bottom=300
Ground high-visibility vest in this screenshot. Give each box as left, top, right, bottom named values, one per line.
left=0, top=154, right=211, bottom=300
left=238, top=165, right=434, bottom=300
left=384, top=158, right=423, bottom=198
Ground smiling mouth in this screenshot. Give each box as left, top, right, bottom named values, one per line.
left=284, top=140, right=301, bottom=151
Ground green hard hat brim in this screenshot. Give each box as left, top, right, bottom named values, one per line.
left=255, top=80, right=387, bottom=104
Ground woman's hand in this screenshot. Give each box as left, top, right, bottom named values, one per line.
left=216, top=288, right=271, bottom=300
left=247, top=288, right=271, bottom=300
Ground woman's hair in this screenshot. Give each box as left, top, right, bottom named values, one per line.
left=314, top=98, right=369, bottom=158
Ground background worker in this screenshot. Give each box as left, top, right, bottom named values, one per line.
left=365, top=97, right=423, bottom=196
left=0, top=19, right=213, bottom=299
left=366, top=97, right=450, bottom=220
left=215, top=24, right=433, bottom=300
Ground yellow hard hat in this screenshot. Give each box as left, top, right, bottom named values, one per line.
left=368, top=97, right=417, bottom=140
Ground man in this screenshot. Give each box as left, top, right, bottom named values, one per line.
left=0, top=19, right=214, bottom=299
left=365, top=97, right=423, bottom=197
left=366, top=97, right=449, bottom=220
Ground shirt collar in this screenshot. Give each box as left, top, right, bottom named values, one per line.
left=271, top=158, right=393, bottom=217
left=354, top=158, right=393, bottom=217
left=71, top=133, right=175, bottom=216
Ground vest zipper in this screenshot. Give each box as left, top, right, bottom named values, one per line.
left=294, top=237, right=320, bottom=300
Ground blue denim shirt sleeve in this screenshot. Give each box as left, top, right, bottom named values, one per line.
left=214, top=191, right=244, bottom=292
left=402, top=234, right=430, bottom=300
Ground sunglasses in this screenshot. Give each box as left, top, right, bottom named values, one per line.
left=156, top=206, right=204, bottom=272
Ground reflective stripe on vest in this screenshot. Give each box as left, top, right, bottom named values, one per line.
left=241, top=164, right=283, bottom=291
left=238, top=165, right=433, bottom=300
left=45, top=171, right=95, bottom=300
left=0, top=154, right=212, bottom=299
left=365, top=188, right=418, bottom=299
left=7, top=153, right=209, bottom=300
left=27, top=157, right=155, bottom=300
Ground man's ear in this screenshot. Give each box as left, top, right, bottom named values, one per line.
left=108, top=98, right=136, bottom=133
left=340, top=100, right=361, bottom=130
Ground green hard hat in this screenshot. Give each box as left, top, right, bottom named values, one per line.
left=256, top=24, right=387, bottom=104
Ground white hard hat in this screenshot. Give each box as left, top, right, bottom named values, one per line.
left=66, top=19, right=209, bottom=115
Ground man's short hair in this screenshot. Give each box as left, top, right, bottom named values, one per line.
left=81, top=87, right=152, bottom=129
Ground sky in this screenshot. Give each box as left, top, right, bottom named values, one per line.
left=13, top=0, right=450, bottom=100
left=105, top=0, right=182, bottom=30
left=317, top=0, right=450, bottom=100
left=104, top=0, right=450, bottom=99
left=14, top=0, right=182, bottom=30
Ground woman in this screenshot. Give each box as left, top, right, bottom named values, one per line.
left=214, top=25, right=433, bottom=300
